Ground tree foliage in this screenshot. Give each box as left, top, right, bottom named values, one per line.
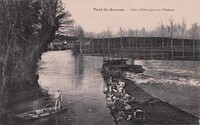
left=72, top=25, right=85, bottom=39
left=84, top=19, right=200, bottom=39
left=0, top=0, right=70, bottom=94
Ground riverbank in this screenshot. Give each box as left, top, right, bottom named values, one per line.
left=0, top=83, right=50, bottom=125
left=102, top=71, right=199, bottom=124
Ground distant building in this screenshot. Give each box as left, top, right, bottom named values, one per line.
left=48, top=39, right=75, bottom=51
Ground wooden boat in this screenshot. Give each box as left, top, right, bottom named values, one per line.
left=102, top=58, right=145, bottom=74
left=14, top=106, right=67, bottom=120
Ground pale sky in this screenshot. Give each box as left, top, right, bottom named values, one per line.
left=62, top=0, right=200, bottom=33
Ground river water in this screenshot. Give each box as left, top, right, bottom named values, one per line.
left=38, top=50, right=200, bottom=122
left=125, top=59, right=200, bottom=118
left=2, top=50, right=199, bottom=125
left=36, top=50, right=114, bottom=125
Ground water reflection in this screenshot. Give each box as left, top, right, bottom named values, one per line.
left=74, top=54, right=84, bottom=86
left=37, top=50, right=114, bottom=125
left=0, top=50, right=115, bottom=125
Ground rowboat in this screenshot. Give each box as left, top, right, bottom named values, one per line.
left=14, top=106, right=67, bottom=120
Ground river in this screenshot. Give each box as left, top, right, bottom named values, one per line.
left=36, top=50, right=114, bottom=125
left=125, top=59, right=200, bottom=118
left=2, top=50, right=199, bottom=125
left=38, top=50, right=200, bottom=122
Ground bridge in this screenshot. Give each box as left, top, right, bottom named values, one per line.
left=80, top=37, right=200, bottom=61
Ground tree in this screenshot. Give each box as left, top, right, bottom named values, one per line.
left=159, top=21, right=165, bottom=59
left=189, top=22, right=198, bottom=60
left=73, top=25, right=85, bottom=39
left=54, top=0, right=74, bottom=36
left=95, top=27, right=113, bottom=38
left=189, top=22, right=198, bottom=39
left=168, top=18, right=174, bottom=59
left=128, top=29, right=135, bottom=37
left=152, top=21, right=168, bottom=37
left=180, top=19, right=187, bottom=39
left=0, top=0, right=66, bottom=93
left=139, top=27, right=147, bottom=37
left=179, top=19, right=187, bottom=59
left=84, top=32, right=96, bottom=38
left=0, top=0, right=75, bottom=118
left=117, top=27, right=127, bottom=37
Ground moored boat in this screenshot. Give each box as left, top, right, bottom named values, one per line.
left=102, top=58, right=145, bottom=74
left=14, top=106, right=67, bottom=120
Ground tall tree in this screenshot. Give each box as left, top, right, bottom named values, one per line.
left=168, top=18, right=174, bottom=59
left=54, top=0, right=74, bottom=36
left=0, top=0, right=69, bottom=94
left=190, top=22, right=198, bottom=39
left=180, top=19, right=186, bottom=59
left=189, top=22, right=198, bottom=60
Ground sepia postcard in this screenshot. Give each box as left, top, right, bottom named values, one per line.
left=0, top=0, right=199, bottom=125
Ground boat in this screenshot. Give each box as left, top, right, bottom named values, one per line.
left=102, top=58, right=145, bottom=74
left=14, top=106, right=68, bottom=120
left=127, top=64, right=145, bottom=73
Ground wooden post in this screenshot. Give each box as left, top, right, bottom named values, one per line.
left=108, top=38, right=110, bottom=51
left=92, top=41, right=94, bottom=54
left=120, top=37, right=123, bottom=58
left=80, top=39, right=83, bottom=53
left=100, top=39, right=102, bottom=55
left=151, top=38, right=152, bottom=59
left=135, top=37, right=138, bottom=49
left=182, top=39, right=184, bottom=60
left=169, top=18, right=174, bottom=60
left=193, top=40, right=195, bottom=61
left=144, top=38, right=146, bottom=59
left=162, top=37, right=164, bottom=59
left=198, top=41, right=200, bottom=61
left=171, top=38, right=173, bottom=60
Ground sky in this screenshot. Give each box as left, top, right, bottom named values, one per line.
left=62, top=0, right=200, bottom=33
